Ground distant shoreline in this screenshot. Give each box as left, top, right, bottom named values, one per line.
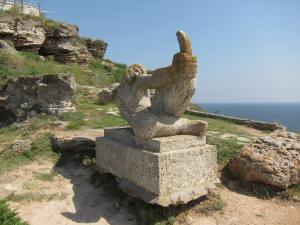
left=196, top=102, right=300, bottom=132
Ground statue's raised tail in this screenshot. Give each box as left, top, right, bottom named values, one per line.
left=176, top=30, right=192, bottom=55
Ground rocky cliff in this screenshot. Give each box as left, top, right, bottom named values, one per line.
left=0, top=14, right=108, bottom=64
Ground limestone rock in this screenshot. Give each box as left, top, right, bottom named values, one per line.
left=0, top=15, right=15, bottom=37
left=0, top=74, right=76, bottom=122
left=98, top=83, right=119, bottom=104
left=228, top=130, right=300, bottom=188
left=0, top=15, right=45, bottom=52
left=84, top=38, right=108, bottom=59
left=13, top=18, right=45, bottom=52
left=40, top=23, right=90, bottom=64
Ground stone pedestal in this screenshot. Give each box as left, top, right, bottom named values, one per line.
left=96, top=127, right=218, bottom=206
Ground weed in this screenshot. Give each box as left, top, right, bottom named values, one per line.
left=193, top=192, right=225, bottom=215
left=33, top=170, right=58, bottom=182
left=0, top=133, right=59, bottom=175
left=279, top=184, right=300, bottom=201
left=5, top=192, right=68, bottom=203
left=0, top=200, right=28, bottom=225
left=207, top=136, right=244, bottom=164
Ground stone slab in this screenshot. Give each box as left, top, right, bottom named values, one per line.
left=96, top=131, right=218, bottom=206
left=104, top=127, right=206, bottom=153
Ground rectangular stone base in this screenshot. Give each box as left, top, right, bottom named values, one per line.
left=96, top=127, right=218, bottom=206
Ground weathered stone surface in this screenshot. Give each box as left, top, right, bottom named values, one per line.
left=96, top=127, right=218, bottom=206
left=0, top=15, right=45, bottom=52
left=0, top=15, right=15, bottom=37
left=98, top=83, right=119, bottom=104
left=40, top=23, right=90, bottom=64
left=51, top=129, right=103, bottom=152
left=228, top=130, right=300, bottom=188
left=0, top=15, right=99, bottom=64
left=0, top=74, right=76, bottom=122
left=115, top=31, right=206, bottom=139
left=104, top=127, right=206, bottom=153
left=84, top=38, right=108, bottom=59
left=13, top=18, right=45, bottom=52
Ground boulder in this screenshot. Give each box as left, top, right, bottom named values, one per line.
left=98, top=83, right=119, bottom=104
left=0, top=74, right=76, bottom=123
left=228, top=130, right=300, bottom=189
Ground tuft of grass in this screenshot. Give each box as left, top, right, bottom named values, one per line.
left=279, top=184, right=300, bottom=201
left=0, top=133, right=60, bottom=175
left=184, top=113, right=254, bottom=136
left=207, top=136, right=244, bottom=164
left=33, top=170, right=58, bottom=182
left=0, top=200, right=28, bottom=225
left=193, top=192, right=225, bottom=215
left=60, top=111, right=86, bottom=130
left=5, top=192, right=68, bottom=203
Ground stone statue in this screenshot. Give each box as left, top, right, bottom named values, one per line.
left=115, top=31, right=207, bottom=139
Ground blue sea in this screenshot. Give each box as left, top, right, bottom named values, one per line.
left=198, top=103, right=300, bottom=132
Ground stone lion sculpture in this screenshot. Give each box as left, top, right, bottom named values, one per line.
left=115, top=31, right=207, bottom=139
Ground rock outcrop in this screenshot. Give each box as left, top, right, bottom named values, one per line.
left=228, top=130, right=300, bottom=188
left=0, top=74, right=76, bottom=123
left=0, top=15, right=45, bottom=52
left=0, top=15, right=107, bottom=64
left=83, top=38, right=108, bottom=59
left=40, top=23, right=90, bottom=64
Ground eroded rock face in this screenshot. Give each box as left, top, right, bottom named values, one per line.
left=0, top=15, right=45, bottom=52
left=115, top=31, right=207, bottom=139
left=13, top=18, right=45, bottom=52
left=228, top=130, right=300, bottom=188
left=40, top=23, right=90, bottom=64
left=0, top=15, right=99, bottom=64
left=84, top=38, right=108, bottom=59
left=0, top=74, right=76, bottom=123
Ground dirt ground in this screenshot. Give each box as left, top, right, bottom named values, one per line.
left=1, top=153, right=299, bottom=225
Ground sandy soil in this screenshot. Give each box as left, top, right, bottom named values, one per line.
left=1, top=155, right=299, bottom=225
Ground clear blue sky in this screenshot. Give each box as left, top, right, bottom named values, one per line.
left=42, top=0, right=300, bottom=103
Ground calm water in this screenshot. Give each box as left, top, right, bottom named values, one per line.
left=199, top=103, right=300, bottom=132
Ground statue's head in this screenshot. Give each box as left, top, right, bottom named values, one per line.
left=123, top=64, right=147, bottom=83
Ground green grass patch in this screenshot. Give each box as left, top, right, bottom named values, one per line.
left=279, top=184, right=300, bottom=201
left=207, top=136, right=244, bottom=164
left=0, top=50, right=126, bottom=89
left=5, top=192, right=68, bottom=203
left=184, top=113, right=253, bottom=136
left=0, top=200, right=28, bottom=225
left=193, top=192, right=225, bottom=215
left=0, top=133, right=60, bottom=175
left=33, top=170, right=58, bottom=182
